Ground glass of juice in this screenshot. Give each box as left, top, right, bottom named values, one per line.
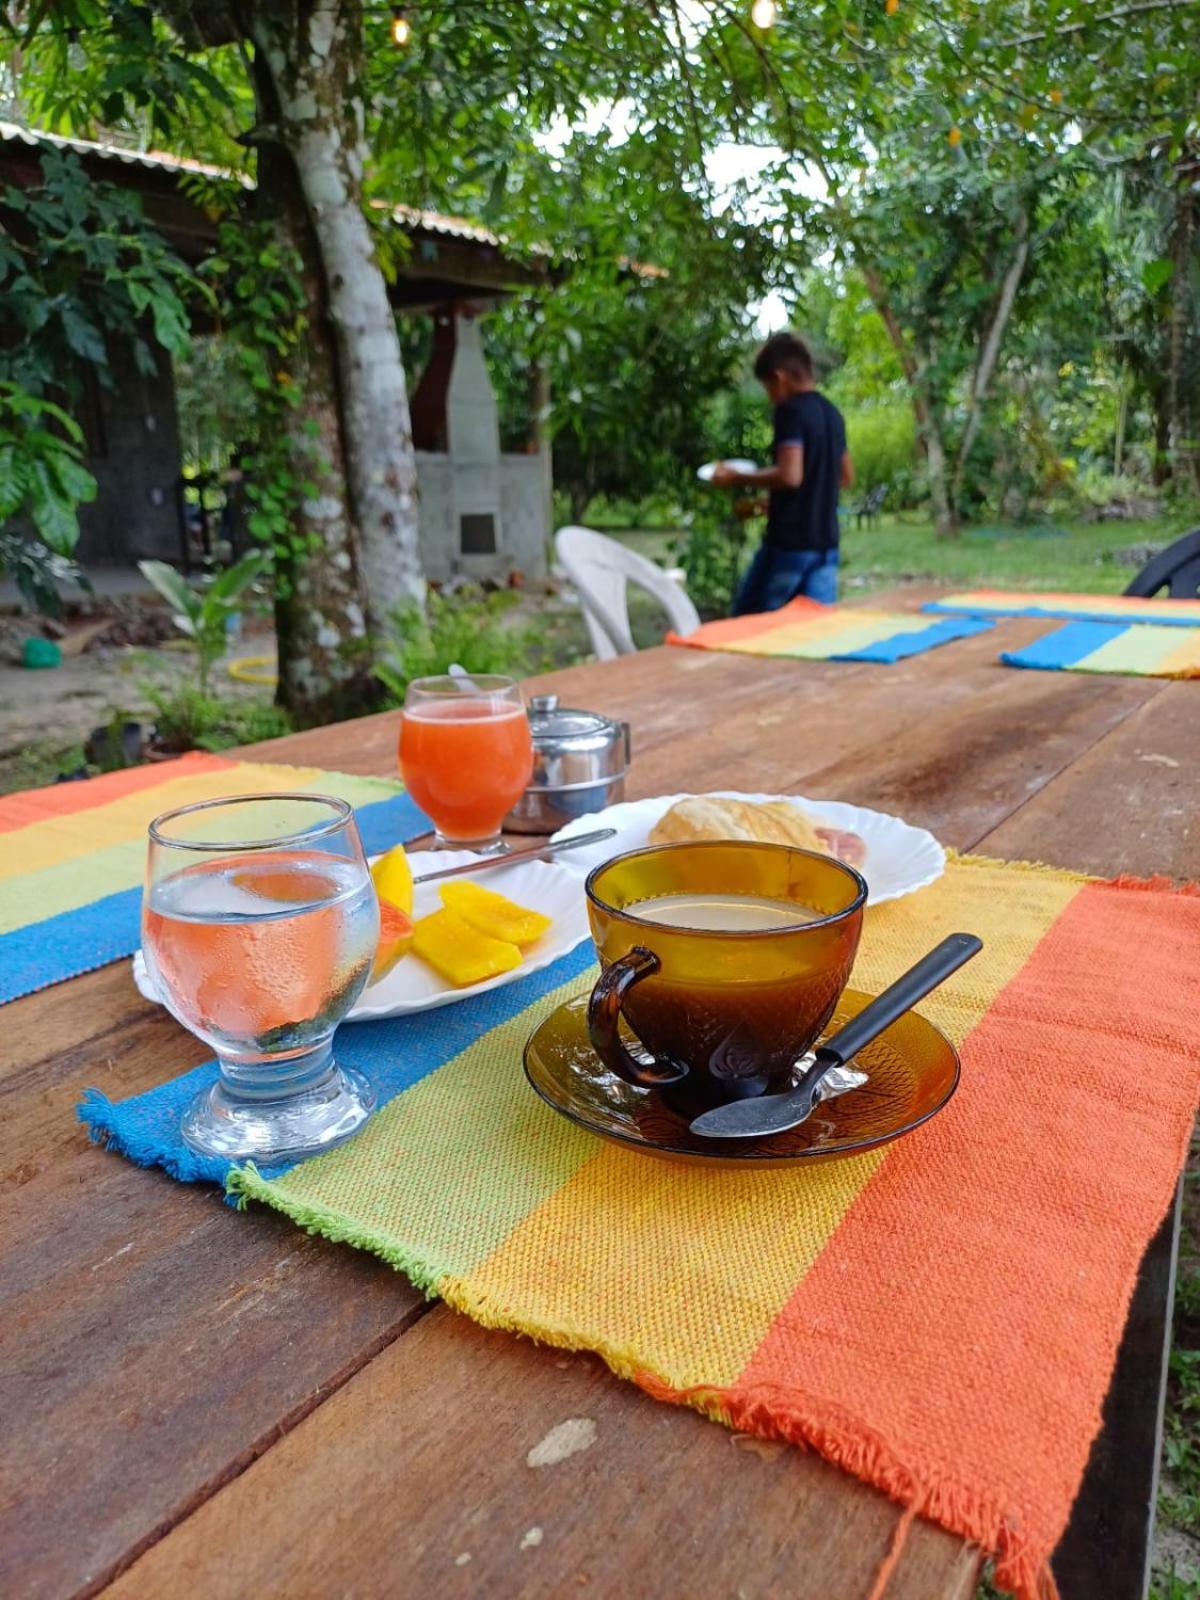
left=399, top=674, right=534, bottom=853
left=142, top=793, right=380, bottom=1163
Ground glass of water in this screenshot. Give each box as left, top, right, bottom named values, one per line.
left=142, top=793, right=380, bottom=1163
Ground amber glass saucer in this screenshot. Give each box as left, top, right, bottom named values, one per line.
left=523, top=989, right=960, bottom=1167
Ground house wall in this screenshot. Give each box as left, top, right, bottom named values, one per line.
left=75, top=338, right=183, bottom=564
left=414, top=451, right=548, bottom=583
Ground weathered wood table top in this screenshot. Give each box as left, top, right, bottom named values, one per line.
left=3, top=589, right=1196, bottom=1600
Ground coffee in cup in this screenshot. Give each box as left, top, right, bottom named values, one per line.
left=585, top=841, right=866, bottom=1114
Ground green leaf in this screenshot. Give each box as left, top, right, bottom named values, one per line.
left=138, top=560, right=202, bottom=625
left=60, top=305, right=107, bottom=364
left=1142, top=257, right=1173, bottom=295
left=205, top=548, right=272, bottom=605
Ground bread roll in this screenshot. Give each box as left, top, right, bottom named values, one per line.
left=649, top=796, right=866, bottom=869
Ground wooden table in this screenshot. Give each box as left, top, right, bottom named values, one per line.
left=4, top=592, right=1196, bottom=1600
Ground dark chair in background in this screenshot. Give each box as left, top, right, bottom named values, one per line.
left=1124, top=528, right=1200, bottom=599
left=853, top=483, right=888, bottom=530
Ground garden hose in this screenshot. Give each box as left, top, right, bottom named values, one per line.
left=227, top=654, right=278, bottom=686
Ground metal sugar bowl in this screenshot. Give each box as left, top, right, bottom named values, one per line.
left=505, top=694, right=631, bottom=834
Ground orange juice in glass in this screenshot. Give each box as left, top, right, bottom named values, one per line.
left=399, top=675, right=533, bottom=852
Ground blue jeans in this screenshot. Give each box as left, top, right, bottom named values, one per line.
left=732, top=546, right=839, bottom=615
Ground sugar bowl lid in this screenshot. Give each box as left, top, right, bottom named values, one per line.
left=526, top=694, right=629, bottom=786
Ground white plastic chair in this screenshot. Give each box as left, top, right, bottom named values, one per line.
left=555, top=525, right=701, bottom=660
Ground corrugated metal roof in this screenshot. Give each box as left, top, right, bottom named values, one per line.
left=0, top=121, right=519, bottom=246
left=0, top=119, right=252, bottom=186
left=0, top=121, right=663, bottom=276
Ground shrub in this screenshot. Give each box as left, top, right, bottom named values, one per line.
left=138, top=549, right=272, bottom=695
left=844, top=404, right=916, bottom=496
left=145, top=685, right=292, bottom=752
left=670, top=495, right=752, bottom=618
left=375, top=585, right=544, bottom=703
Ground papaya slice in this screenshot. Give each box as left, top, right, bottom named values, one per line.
left=439, top=880, right=552, bottom=948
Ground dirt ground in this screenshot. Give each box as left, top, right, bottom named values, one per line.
left=0, top=602, right=276, bottom=791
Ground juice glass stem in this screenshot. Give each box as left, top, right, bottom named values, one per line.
left=434, top=829, right=509, bottom=856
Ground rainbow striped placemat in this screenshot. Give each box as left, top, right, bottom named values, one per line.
left=1002, top=620, right=1200, bottom=679
left=80, top=854, right=1200, bottom=1600
left=0, top=753, right=427, bottom=1004
left=669, top=597, right=993, bottom=662
left=926, top=589, right=1200, bottom=627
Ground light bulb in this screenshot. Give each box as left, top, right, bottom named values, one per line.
left=390, top=8, right=411, bottom=47
left=750, top=0, right=778, bottom=27
left=66, top=27, right=87, bottom=71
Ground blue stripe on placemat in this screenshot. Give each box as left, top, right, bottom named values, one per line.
left=0, top=791, right=429, bottom=1006
left=78, top=939, right=596, bottom=1188
left=999, top=620, right=1124, bottom=673
left=925, top=598, right=1200, bottom=628
left=835, top=614, right=995, bottom=663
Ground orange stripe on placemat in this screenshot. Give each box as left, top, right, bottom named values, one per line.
left=667, top=595, right=829, bottom=649
left=721, top=876, right=1200, bottom=1600
left=0, top=751, right=235, bottom=834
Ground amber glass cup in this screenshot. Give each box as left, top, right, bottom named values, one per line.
left=585, top=841, right=867, bottom=1115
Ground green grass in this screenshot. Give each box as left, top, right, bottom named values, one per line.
left=611, top=510, right=1196, bottom=599
left=839, top=512, right=1194, bottom=596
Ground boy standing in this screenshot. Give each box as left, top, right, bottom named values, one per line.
left=713, top=332, right=853, bottom=614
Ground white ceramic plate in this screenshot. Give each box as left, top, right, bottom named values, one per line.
left=697, top=458, right=759, bottom=483
left=132, top=850, right=592, bottom=1022
left=550, top=793, right=945, bottom=906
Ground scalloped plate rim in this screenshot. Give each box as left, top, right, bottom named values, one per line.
left=550, top=791, right=945, bottom=905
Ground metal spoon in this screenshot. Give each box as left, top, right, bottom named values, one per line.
left=409, top=827, right=616, bottom=885
left=689, top=933, right=983, bottom=1140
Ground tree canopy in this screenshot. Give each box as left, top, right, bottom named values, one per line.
left=2, top=0, right=1197, bottom=698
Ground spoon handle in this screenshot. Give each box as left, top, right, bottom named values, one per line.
left=410, top=827, right=617, bottom=885
left=819, top=933, right=982, bottom=1069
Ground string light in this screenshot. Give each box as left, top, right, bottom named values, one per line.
left=390, top=7, right=412, bottom=47
left=750, top=0, right=778, bottom=27
left=66, top=26, right=87, bottom=71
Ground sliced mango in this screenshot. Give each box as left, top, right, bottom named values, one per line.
left=371, top=843, right=414, bottom=915
left=411, top=908, right=522, bottom=988
left=439, top=880, right=552, bottom=948
left=371, top=900, right=414, bottom=983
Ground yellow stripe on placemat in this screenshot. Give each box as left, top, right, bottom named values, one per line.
left=0, top=764, right=319, bottom=881
left=726, top=609, right=913, bottom=660
left=451, top=853, right=1084, bottom=1389
left=1082, top=624, right=1200, bottom=678
left=0, top=765, right=399, bottom=933
left=1161, top=632, right=1200, bottom=677
left=454, top=1142, right=884, bottom=1390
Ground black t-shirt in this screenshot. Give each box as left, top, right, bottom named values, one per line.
left=766, top=391, right=847, bottom=552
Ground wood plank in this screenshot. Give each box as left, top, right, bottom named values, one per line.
left=242, top=621, right=1159, bottom=861
left=1052, top=1183, right=1183, bottom=1600
left=0, top=964, right=429, bottom=1600
left=973, top=687, right=1198, bottom=1595
left=792, top=642, right=1157, bottom=850
left=978, top=682, right=1200, bottom=879
left=103, top=1309, right=978, bottom=1600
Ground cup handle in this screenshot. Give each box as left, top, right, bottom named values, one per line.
left=587, top=948, right=689, bottom=1088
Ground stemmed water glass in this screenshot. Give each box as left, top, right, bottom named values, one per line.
left=142, top=793, right=379, bottom=1162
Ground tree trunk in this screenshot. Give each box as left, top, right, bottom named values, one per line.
left=922, top=414, right=956, bottom=538
left=1167, top=160, right=1200, bottom=495
left=1113, top=373, right=1129, bottom=477
left=950, top=210, right=1030, bottom=513
left=859, top=262, right=957, bottom=535
left=250, top=0, right=424, bottom=628
left=1152, top=378, right=1172, bottom=484
left=254, top=141, right=376, bottom=724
